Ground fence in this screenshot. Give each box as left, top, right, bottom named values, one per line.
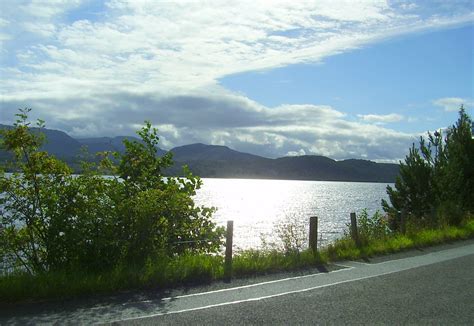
left=220, top=210, right=399, bottom=282
left=1, top=211, right=406, bottom=279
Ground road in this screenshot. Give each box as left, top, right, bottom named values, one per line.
left=2, top=240, right=474, bottom=325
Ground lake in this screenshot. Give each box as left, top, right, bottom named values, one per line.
left=1, top=174, right=393, bottom=250
left=194, top=178, right=393, bottom=250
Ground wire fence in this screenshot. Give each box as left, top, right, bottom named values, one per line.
left=0, top=214, right=354, bottom=276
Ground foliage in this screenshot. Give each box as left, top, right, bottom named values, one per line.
left=0, top=253, right=224, bottom=303
left=330, top=209, right=392, bottom=257
left=328, top=217, right=474, bottom=261
left=0, top=108, right=224, bottom=275
left=1, top=214, right=472, bottom=303
left=233, top=248, right=326, bottom=277
left=352, top=209, right=392, bottom=245
left=382, top=107, right=474, bottom=228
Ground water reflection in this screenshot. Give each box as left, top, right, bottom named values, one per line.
left=194, top=178, right=392, bottom=249
left=1, top=173, right=392, bottom=250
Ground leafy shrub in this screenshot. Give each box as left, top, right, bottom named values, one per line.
left=0, top=108, right=224, bottom=275
left=356, top=209, right=392, bottom=244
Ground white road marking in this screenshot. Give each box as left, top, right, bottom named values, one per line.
left=119, top=249, right=458, bottom=307
left=113, top=266, right=442, bottom=322
left=112, top=243, right=474, bottom=324
left=119, top=265, right=354, bottom=306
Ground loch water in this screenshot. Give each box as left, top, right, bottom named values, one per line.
left=194, top=178, right=393, bottom=249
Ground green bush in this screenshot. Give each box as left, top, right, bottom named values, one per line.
left=0, top=108, right=224, bottom=275
left=354, top=209, right=392, bottom=245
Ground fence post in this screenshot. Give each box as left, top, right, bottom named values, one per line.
left=224, top=220, right=233, bottom=283
left=399, top=209, right=406, bottom=235
left=350, top=212, right=360, bottom=247
left=430, top=206, right=437, bottom=225
left=309, top=216, right=318, bottom=253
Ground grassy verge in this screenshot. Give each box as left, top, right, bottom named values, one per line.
left=233, top=249, right=327, bottom=277
left=326, top=219, right=474, bottom=260
left=1, top=220, right=473, bottom=304
left=0, top=254, right=224, bottom=303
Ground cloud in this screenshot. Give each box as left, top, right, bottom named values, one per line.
left=357, top=113, right=404, bottom=123
left=2, top=1, right=473, bottom=99
left=1, top=90, right=416, bottom=161
left=433, top=97, right=474, bottom=112
left=399, top=3, right=418, bottom=11
left=286, top=149, right=307, bottom=157
left=1, top=1, right=472, bottom=162
left=20, top=0, right=84, bottom=19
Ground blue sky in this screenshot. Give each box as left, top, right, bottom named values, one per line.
left=0, top=1, right=473, bottom=161
left=220, top=25, right=473, bottom=133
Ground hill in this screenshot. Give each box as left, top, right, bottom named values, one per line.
left=0, top=125, right=399, bottom=182
left=167, top=143, right=399, bottom=182
left=0, top=124, right=83, bottom=161
left=0, top=124, right=166, bottom=162
left=77, top=136, right=167, bottom=156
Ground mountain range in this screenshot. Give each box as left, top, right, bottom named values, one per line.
left=0, top=124, right=399, bottom=182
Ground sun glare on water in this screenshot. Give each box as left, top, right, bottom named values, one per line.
left=194, top=178, right=391, bottom=249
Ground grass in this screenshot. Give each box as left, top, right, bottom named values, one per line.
left=327, top=219, right=474, bottom=261
left=1, top=219, right=473, bottom=304
left=233, top=249, right=327, bottom=277
left=0, top=254, right=224, bottom=303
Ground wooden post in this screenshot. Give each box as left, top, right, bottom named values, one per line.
left=350, top=212, right=360, bottom=247
left=397, top=210, right=401, bottom=233
left=309, top=216, right=318, bottom=253
left=224, top=220, right=233, bottom=283
left=430, top=206, right=437, bottom=225
left=399, top=209, right=406, bottom=235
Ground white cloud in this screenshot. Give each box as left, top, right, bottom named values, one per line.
left=399, top=2, right=418, bottom=11
left=357, top=113, right=404, bottom=123
left=0, top=18, right=9, bottom=27
left=0, top=1, right=472, bottom=161
left=286, top=149, right=307, bottom=157
left=433, top=97, right=474, bottom=112
left=22, top=22, right=57, bottom=37
left=20, top=0, right=84, bottom=19
left=1, top=90, right=416, bottom=161
left=2, top=1, right=473, bottom=100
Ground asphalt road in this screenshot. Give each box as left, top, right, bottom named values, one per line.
left=2, top=240, right=474, bottom=325
left=126, top=254, right=474, bottom=325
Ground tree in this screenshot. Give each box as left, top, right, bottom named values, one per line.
left=382, top=107, right=474, bottom=229
left=382, top=143, right=434, bottom=220
left=0, top=109, right=224, bottom=274
left=436, top=107, right=474, bottom=224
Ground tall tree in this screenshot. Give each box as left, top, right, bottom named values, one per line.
left=438, top=107, right=474, bottom=223
left=382, top=107, right=474, bottom=228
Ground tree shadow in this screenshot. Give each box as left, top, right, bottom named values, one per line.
left=1, top=288, right=178, bottom=325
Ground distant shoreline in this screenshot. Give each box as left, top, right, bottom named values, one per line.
left=1, top=124, right=400, bottom=183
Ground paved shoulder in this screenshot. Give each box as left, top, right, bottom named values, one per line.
left=142, top=254, right=474, bottom=325
left=2, top=241, right=474, bottom=325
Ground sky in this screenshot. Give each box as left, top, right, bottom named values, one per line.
left=0, top=0, right=473, bottom=162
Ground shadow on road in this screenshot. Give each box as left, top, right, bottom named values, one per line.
left=0, top=288, right=178, bottom=325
